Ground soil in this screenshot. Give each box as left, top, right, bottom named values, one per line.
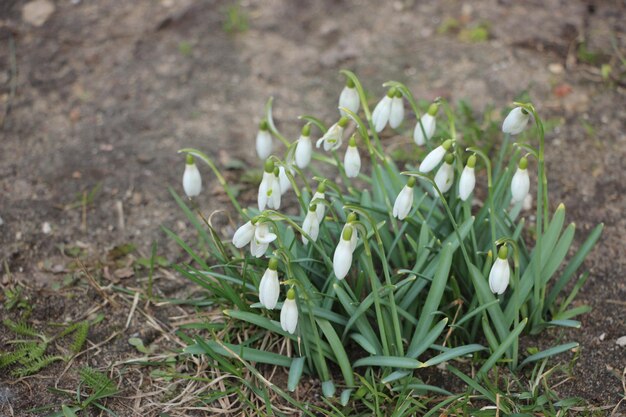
left=1, top=0, right=625, bottom=415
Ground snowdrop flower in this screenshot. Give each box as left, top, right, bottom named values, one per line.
left=511, top=157, right=530, bottom=203
left=339, top=78, right=360, bottom=117
left=502, top=106, right=530, bottom=135
left=419, top=139, right=453, bottom=173
left=392, top=177, right=415, bottom=220
left=259, top=258, right=280, bottom=309
left=256, top=119, right=272, bottom=160
left=295, top=124, right=313, bottom=169
left=333, top=225, right=354, bottom=280
left=317, top=117, right=348, bottom=151
left=342, top=212, right=358, bottom=252
left=343, top=135, right=361, bottom=178
left=489, top=246, right=511, bottom=295
left=232, top=219, right=257, bottom=248
left=301, top=204, right=319, bottom=245
left=413, top=102, right=439, bottom=145
left=371, top=88, right=396, bottom=133
left=280, top=288, right=298, bottom=334
left=458, top=154, right=476, bottom=201
left=278, top=166, right=293, bottom=195
left=182, top=154, right=202, bottom=198
left=389, top=90, right=404, bottom=129
left=250, top=222, right=277, bottom=258
left=311, top=183, right=326, bottom=224
left=434, top=154, right=455, bottom=194
left=258, top=160, right=275, bottom=211
left=271, top=167, right=282, bottom=208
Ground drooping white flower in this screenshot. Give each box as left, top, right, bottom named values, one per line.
left=343, top=136, right=361, bottom=178
left=433, top=154, right=455, bottom=194
left=333, top=225, right=354, bottom=280
left=258, top=160, right=275, bottom=211
left=489, top=246, right=511, bottom=295
left=280, top=288, right=298, bottom=334
left=419, top=139, right=453, bottom=173
left=259, top=258, right=280, bottom=309
left=371, top=89, right=395, bottom=133
left=182, top=155, right=202, bottom=198
left=316, top=117, right=348, bottom=151
left=342, top=212, right=358, bottom=252
left=511, top=157, right=530, bottom=203
left=295, top=124, right=313, bottom=169
left=458, top=154, right=476, bottom=201
left=392, top=177, right=415, bottom=220
left=268, top=166, right=281, bottom=209
left=389, top=91, right=404, bottom=129
left=339, top=80, right=360, bottom=117
left=251, top=222, right=277, bottom=258
left=502, top=106, right=531, bottom=135
left=256, top=120, right=273, bottom=160
left=413, top=102, right=439, bottom=145
left=311, top=183, right=326, bottom=224
left=278, top=166, right=293, bottom=196
left=232, top=220, right=256, bottom=248
left=301, top=204, right=319, bottom=245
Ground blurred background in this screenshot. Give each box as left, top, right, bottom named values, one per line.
left=0, top=0, right=624, bottom=408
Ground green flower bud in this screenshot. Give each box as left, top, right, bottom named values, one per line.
left=498, top=246, right=508, bottom=260
left=259, top=119, right=269, bottom=131
left=264, top=159, right=275, bottom=173
left=345, top=77, right=355, bottom=88
left=186, top=154, right=194, bottom=165
left=467, top=154, right=477, bottom=168
left=386, top=87, right=397, bottom=98
left=444, top=153, right=454, bottom=164
left=317, top=182, right=327, bottom=193
left=268, top=257, right=279, bottom=271
left=394, top=90, right=403, bottom=98
left=407, top=177, right=416, bottom=188
left=338, top=116, right=349, bottom=128
left=346, top=212, right=358, bottom=223
left=286, top=288, right=296, bottom=300
left=427, top=103, right=439, bottom=116
left=273, top=167, right=280, bottom=176
left=348, top=135, right=357, bottom=147
left=518, top=157, right=528, bottom=170
left=301, top=123, right=311, bottom=137
left=442, top=139, right=454, bottom=151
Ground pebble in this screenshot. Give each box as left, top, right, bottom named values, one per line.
left=599, top=332, right=606, bottom=341
left=548, top=63, right=564, bottom=74
left=617, top=336, right=626, bottom=347
left=42, top=222, right=52, bottom=234
left=22, top=0, right=55, bottom=27
left=0, top=216, right=3, bottom=226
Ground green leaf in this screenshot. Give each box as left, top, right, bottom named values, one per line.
left=318, top=320, right=354, bottom=387
left=353, top=356, right=421, bottom=369
left=477, top=318, right=527, bottom=378
left=518, top=342, right=579, bottom=369
left=287, top=357, right=306, bottom=392
left=420, top=344, right=486, bottom=368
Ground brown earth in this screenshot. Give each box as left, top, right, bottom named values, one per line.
left=1, top=0, right=625, bottom=415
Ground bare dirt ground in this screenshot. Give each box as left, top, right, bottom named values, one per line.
left=1, top=0, right=625, bottom=415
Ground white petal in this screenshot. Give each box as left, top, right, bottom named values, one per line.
left=389, top=97, right=404, bottom=129
left=250, top=238, right=268, bottom=258
left=279, top=167, right=291, bottom=195
left=301, top=212, right=319, bottom=245
left=255, top=223, right=277, bottom=244
left=511, top=168, right=530, bottom=203
left=502, top=107, right=530, bottom=135
left=259, top=269, right=280, bottom=309
left=312, top=192, right=326, bottom=223
left=333, top=240, right=353, bottom=280
left=258, top=172, right=273, bottom=210
left=256, top=130, right=273, bottom=160
left=295, top=135, right=312, bottom=168
left=232, top=221, right=255, bottom=248
left=182, top=163, right=202, bottom=198
left=458, top=166, right=476, bottom=201
left=339, top=86, right=360, bottom=116
left=344, top=146, right=361, bottom=178
left=413, top=114, right=435, bottom=145
left=434, top=162, right=454, bottom=193
left=280, top=298, right=298, bottom=334
left=268, top=175, right=281, bottom=209
left=489, top=258, right=510, bottom=295
left=419, top=146, right=446, bottom=173
left=392, top=185, right=414, bottom=220
left=372, top=96, right=392, bottom=133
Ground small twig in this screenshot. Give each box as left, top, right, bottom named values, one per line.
left=78, top=260, right=119, bottom=308
left=125, top=292, right=140, bottom=330
left=115, top=200, right=125, bottom=231
left=81, top=191, right=88, bottom=232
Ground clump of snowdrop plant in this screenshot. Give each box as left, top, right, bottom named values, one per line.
left=172, top=70, right=602, bottom=402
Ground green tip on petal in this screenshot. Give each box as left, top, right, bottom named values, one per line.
left=317, top=182, right=327, bottom=193
left=301, top=123, right=311, bottom=137
left=269, top=258, right=279, bottom=271
left=498, top=246, right=508, bottom=260
left=427, top=103, right=439, bottom=116
left=444, top=153, right=454, bottom=164
left=309, top=203, right=317, bottom=211
left=264, top=159, right=275, bottom=173
left=286, top=288, right=296, bottom=300
left=186, top=154, right=194, bottom=165
left=345, top=77, right=355, bottom=88
left=519, top=157, right=528, bottom=170
left=259, top=119, right=269, bottom=131
left=407, top=177, right=416, bottom=188
left=346, top=212, right=357, bottom=223
left=349, top=135, right=357, bottom=147
left=386, top=87, right=397, bottom=98
left=467, top=154, right=477, bottom=168
left=442, top=139, right=454, bottom=151
left=342, top=225, right=353, bottom=241
left=338, top=116, right=349, bottom=127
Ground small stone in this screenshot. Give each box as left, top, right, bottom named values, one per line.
left=548, top=63, right=564, bottom=74
left=42, top=222, right=52, bottom=234
left=617, top=336, right=626, bottom=347
left=22, top=0, right=55, bottom=27
left=599, top=332, right=606, bottom=341
left=0, top=216, right=3, bottom=226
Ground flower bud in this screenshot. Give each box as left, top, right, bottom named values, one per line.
left=371, top=88, right=395, bottom=133
left=339, top=80, right=360, bottom=117
left=182, top=155, right=202, bottom=198
left=419, top=140, right=453, bottom=173
left=295, top=124, right=313, bottom=169
left=511, top=157, right=530, bottom=203
left=280, top=289, right=298, bottom=334
left=256, top=119, right=273, bottom=160
left=502, top=107, right=530, bottom=135
left=344, top=136, right=361, bottom=178
left=301, top=205, right=319, bottom=245
left=458, top=155, right=476, bottom=201
left=392, top=177, right=415, bottom=220
left=333, top=226, right=354, bottom=280
left=389, top=90, right=404, bottom=129
left=489, top=246, right=510, bottom=295
left=259, top=259, right=280, bottom=309
left=434, top=154, right=455, bottom=193
left=316, top=118, right=348, bottom=151
left=232, top=220, right=255, bottom=248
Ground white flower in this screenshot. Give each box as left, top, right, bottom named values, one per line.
left=333, top=226, right=354, bottom=280
left=342, top=213, right=358, bottom=252
left=232, top=220, right=255, bottom=248
left=489, top=247, right=511, bottom=295
left=301, top=205, right=319, bottom=245
left=339, top=83, right=360, bottom=117
left=311, top=184, right=326, bottom=223
left=392, top=178, right=415, bottom=220
left=413, top=102, right=439, bottom=145
left=344, top=137, right=361, bottom=178
left=389, top=93, right=404, bottom=129
left=258, top=160, right=275, bottom=211
left=259, top=259, right=280, bottom=309
left=502, top=107, right=530, bottom=135
left=182, top=155, right=202, bottom=198
left=434, top=156, right=455, bottom=194
left=419, top=139, right=453, bottom=173
left=511, top=158, right=530, bottom=203
left=251, top=222, right=277, bottom=258
left=458, top=155, right=476, bottom=201
left=295, top=124, right=313, bottom=169
left=270, top=169, right=282, bottom=209
left=316, top=117, right=348, bottom=151
left=371, top=90, right=394, bottom=133
left=278, top=166, right=293, bottom=196
left=256, top=120, right=273, bottom=160
left=280, top=289, right=298, bottom=334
